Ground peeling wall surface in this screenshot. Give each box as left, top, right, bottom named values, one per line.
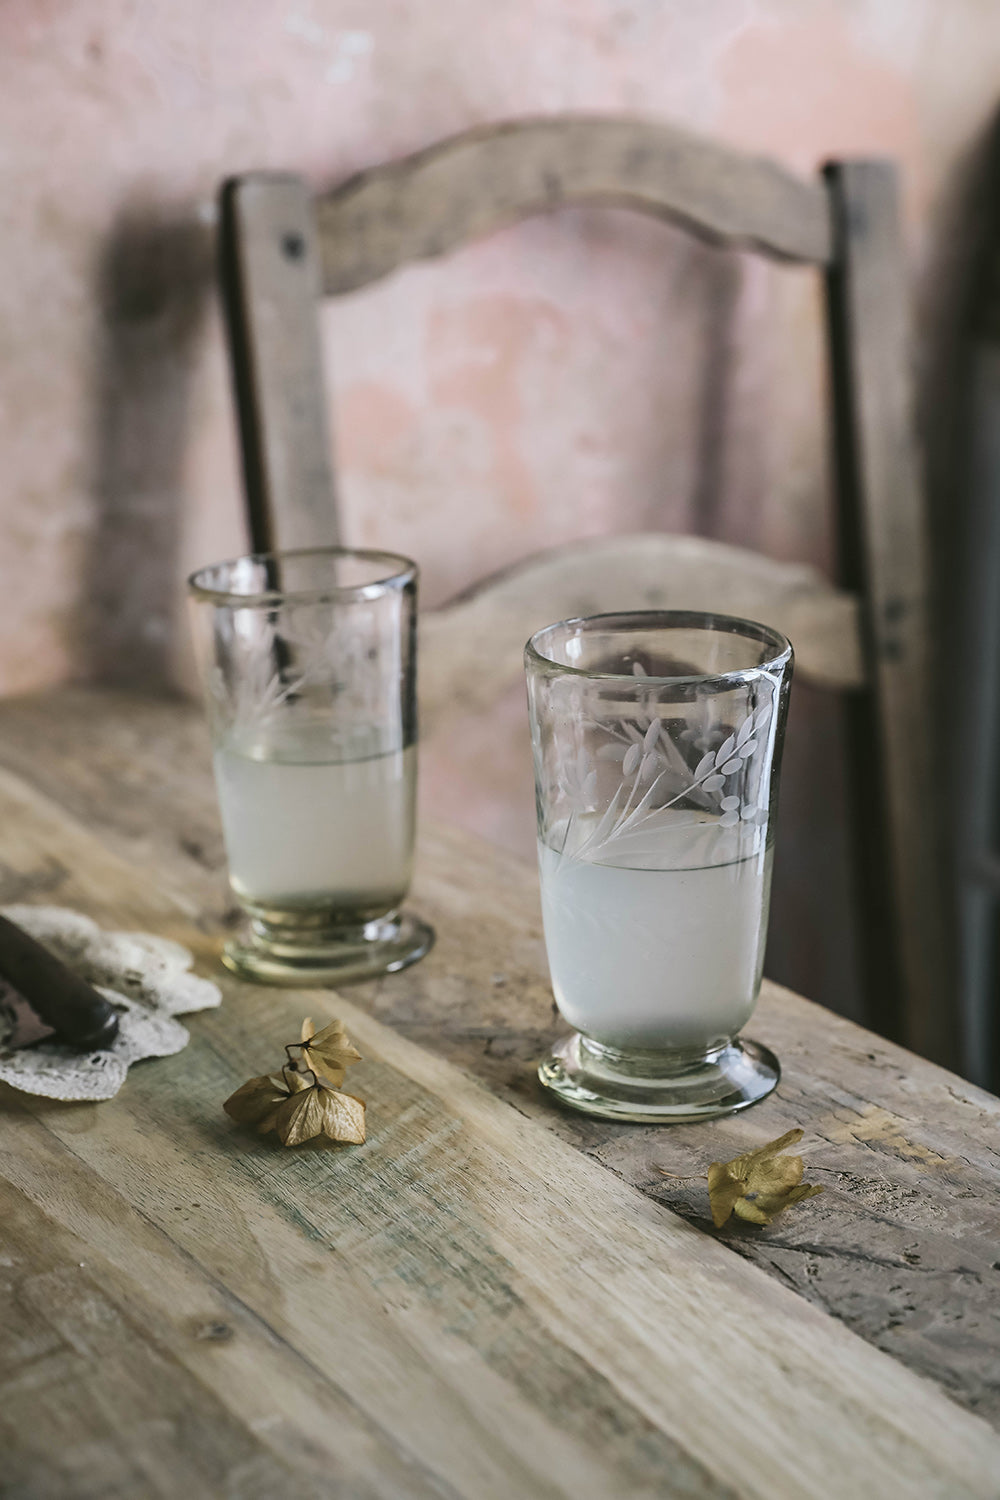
left=2, top=0, right=999, bottom=1014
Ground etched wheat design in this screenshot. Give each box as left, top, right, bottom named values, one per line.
left=556, top=683, right=774, bottom=864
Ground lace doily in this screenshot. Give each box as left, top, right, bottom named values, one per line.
left=0, top=905, right=221, bottom=1101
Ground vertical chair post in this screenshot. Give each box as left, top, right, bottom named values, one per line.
left=219, top=174, right=338, bottom=553
left=824, top=159, right=954, bottom=1065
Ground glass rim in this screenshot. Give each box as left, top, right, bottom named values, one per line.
left=187, top=545, right=418, bottom=608
left=524, top=609, right=793, bottom=687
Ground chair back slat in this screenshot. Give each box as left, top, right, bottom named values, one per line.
left=315, top=117, right=833, bottom=297
left=220, top=174, right=338, bottom=552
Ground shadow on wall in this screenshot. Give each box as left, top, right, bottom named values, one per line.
left=78, top=204, right=213, bottom=687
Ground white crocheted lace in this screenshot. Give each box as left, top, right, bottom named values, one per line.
left=0, top=905, right=221, bottom=1101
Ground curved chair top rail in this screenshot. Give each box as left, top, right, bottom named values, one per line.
left=418, top=532, right=864, bottom=731
left=315, top=116, right=834, bottom=296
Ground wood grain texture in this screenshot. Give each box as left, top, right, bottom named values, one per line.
left=0, top=734, right=998, bottom=1498
left=0, top=687, right=997, bottom=1449
left=824, top=162, right=954, bottom=1065
left=420, top=533, right=864, bottom=731
left=219, top=174, right=338, bottom=553
left=315, top=117, right=833, bottom=295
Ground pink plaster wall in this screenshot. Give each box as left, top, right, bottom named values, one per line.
left=2, top=1, right=999, bottom=1013
left=2, top=0, right=998, bottom=690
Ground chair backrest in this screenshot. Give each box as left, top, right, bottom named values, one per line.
left=217, top=115, right=953, bottom=1068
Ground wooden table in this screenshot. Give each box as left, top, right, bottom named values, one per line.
left=1, top=688, right=999, bottom=1500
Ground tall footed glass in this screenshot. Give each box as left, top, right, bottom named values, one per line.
left=526, top=611, right=792, bottom=1122
left=188, top=547, right=433, bottom=985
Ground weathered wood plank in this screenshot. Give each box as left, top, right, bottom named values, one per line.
left=219, top=174, right=338, bottom=552
left=420, top=533, right=864, bottom=731
left=316, top=117, right=833, bottom=295
left=0, top=1138, right=436, bottom=1500
left=0, top=753, right=998, bottom=1498
left=823, top=161, right=954, bottom=1066
left=0, top=687, right=997, bottom=1433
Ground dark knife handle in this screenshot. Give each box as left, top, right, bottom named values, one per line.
left=0, top=914, right=119, bottom=1050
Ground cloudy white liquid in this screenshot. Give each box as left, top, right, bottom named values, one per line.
left=538, top=813, right=772, bottom=1051
left=214, top=731, right=415, bottom=917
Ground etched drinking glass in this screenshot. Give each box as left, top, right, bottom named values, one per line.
left=526, top=610, right=793, bottom=1122
left=188, top=547, right=433, bottom=985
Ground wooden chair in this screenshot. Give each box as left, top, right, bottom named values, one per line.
left=217, top=116, right=952, bottom=1066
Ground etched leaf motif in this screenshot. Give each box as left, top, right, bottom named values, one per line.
left=716, top=733, right=737, bottom=764
left=639, top=753, right=659, bottom=781
left=556, top=746, right=600, bottom=811
left=564, top=697, right=774, bottom=865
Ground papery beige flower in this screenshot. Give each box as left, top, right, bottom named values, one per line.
left=657, top=1127, right=823, bottom=1228
left=274, top=1079, right=329, bottom=1146
left=224, top=1020, right=366, bottom=1148
left=223, top=1073, right=289, bottom=1131
left=706, top=1129, right=823, bottom=1227
left=299, top=1016, right=363, bottom=1088
left=318, top=1089, right=366, bottom=1145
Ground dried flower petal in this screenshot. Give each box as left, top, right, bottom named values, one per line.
left=320, top=1089, right=366, bottom=1144
left=225, top=1018, right=367, bottom=1150
left=223, top=1074, right=288, bottom=1129
left=706, top=1129, right=823, bottom=1227
left=300, top=1016, right=363, bottom=1088
left=274, top=1085, right=327, bottom=1147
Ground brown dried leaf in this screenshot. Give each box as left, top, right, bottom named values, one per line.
left=301, top=1017, right=363, bottom=1088
left=320, top=1089, right=366, bottom=1144
left=223, top=1074, right=288, bottom=1130
left=707, top=1129, right=823, bottom=1227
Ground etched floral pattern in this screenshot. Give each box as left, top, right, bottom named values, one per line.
left=207, top=603, right=393, bottom=743
left=550, top=676, right=777, bottom=864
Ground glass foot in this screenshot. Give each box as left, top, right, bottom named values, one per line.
left=222, top=910, right=434, bottom=987
left=538, top=1032, right=779, bottom=1123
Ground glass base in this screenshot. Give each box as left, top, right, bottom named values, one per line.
left=538, top=1032, right=779, bottom=1123
left=222, top=910, right=434, bottom=987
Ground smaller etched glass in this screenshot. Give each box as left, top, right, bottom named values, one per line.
left=526, top=611, right=793, bottom=1122
left=188, top=547, right=433, bottom=986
